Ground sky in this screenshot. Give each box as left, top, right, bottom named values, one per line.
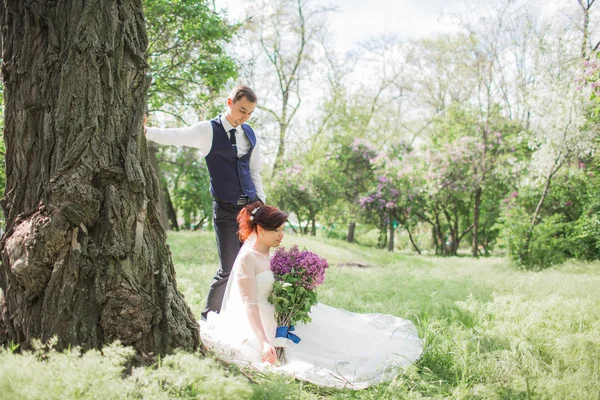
left=213, top=0, right=574, bottom=53
left=323, top=0, right=459, bottom=51
left=213, top=0, right=461, bottom=52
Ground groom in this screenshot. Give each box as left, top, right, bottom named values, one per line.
left=144, top=85, right=266, bottom=320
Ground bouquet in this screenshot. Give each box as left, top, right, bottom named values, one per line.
left=268, top=245, right=329, bottom=362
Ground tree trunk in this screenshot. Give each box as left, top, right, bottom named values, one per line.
left=286, top=220, right=297, bottom=234
left=443, top=208, right=459, bottom=256
left=578, top=0, right=592, bottom=60
left=378, top=217, right=388, bottom=249
left=387, top=215, right=394, bottom=252
left=472, top=186, right=482, bottom=257
left=406, top=226, right=421, bottom=255
left=272, top=121, right=287, bottom=173
left=0, top=0, right=199, bottom=357
left=347, top=221, right=356, bottom=243
left=522, top=158, right=565, bottom=260
left=163, top=183, right=179, bottom=231
left=310, top=218, right=316, bottom=236
left=148, top=143, right=170, bottom=230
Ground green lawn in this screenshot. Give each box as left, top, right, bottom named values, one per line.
left=1, top=230, right=599, bottom=399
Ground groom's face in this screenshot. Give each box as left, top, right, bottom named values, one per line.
left=227, top=96, right=256, bottom=126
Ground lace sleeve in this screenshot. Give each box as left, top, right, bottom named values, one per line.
left=237, top=252, right=258, bottom=308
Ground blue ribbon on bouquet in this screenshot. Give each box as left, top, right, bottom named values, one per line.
left=276, top=325, right=301, bottom=344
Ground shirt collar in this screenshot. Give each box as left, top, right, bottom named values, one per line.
left=220, top=115, right=237, bottom=132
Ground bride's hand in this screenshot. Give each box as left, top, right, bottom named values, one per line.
left=261, top=342, right=277, bottom=364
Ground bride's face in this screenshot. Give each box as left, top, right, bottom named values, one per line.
left=258, top=224, right=285, bottom=248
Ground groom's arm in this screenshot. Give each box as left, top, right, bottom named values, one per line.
left=145, top=120, right=213, bottom=157
left=249, top=143, right=266, bottom=203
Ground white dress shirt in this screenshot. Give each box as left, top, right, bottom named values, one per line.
left=146, top=115, right=266, bottom=203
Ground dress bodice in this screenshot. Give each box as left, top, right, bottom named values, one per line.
left=249, top=248, right=275, bottom=304
left=255, top=270, right=275, bottom=304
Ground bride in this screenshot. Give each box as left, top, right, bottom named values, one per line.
left=199, top=202, right=423, bottom=389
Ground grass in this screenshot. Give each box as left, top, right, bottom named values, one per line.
left=2, top=230, right=600, bottom=399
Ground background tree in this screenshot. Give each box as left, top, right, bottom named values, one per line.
left=158, top=148, right=212, bottom=230
left=145, top=0, right=237, bottom=230
left=241, top=0, right=332, bottom=173
left=0, top=0, right=198, bottom=356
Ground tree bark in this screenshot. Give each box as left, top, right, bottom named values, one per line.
left=0, top=0, right=199, bottom=357
left=347, top=221, right=356, bottom=243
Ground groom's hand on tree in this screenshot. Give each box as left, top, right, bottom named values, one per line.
left=261, top=342, right=276, bottom=364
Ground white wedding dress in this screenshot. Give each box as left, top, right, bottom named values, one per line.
left=199, top=235, right=423, bottom=389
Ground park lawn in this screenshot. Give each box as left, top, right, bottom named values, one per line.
left=1, top=230, right=599, bottom=399
left=171, top=231, right=600, bottom=399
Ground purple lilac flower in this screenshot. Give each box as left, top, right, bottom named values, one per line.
left=270, top=245, right=329, bottom=289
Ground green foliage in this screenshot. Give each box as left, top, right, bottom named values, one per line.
left=268, top=280, right=318, bottom=325
left=0, top=340, right=135, bottom=400
left=144, top=0, right=238, bottom=231
left=496, top=206, right=570, bottom=268
left=131, top=352, right=253, bottom=399
left=269, top=152, right=338, bottom=236
left=145, top=0, right=238, bottom=115
left=158, top=147, right=212, bottom=229
left=569, top=212, right=600, bottom=260
left=0, top=340, right=257, bottom=400
left=568, top=156, right=600, bottom=260
left=357, top=105, right=529, bottom=255
left=496, top=160, right=600, bottom=267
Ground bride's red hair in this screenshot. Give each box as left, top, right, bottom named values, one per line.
left=237, top=201, right=289, bottom=241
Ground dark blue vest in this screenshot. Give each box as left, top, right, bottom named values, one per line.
left=205, top=117, right=258, bottom=204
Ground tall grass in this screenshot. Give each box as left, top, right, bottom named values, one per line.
left=1, top=230, right=599, bottom=399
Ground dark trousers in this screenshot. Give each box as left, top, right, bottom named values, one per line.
left=201, top=200, right=243, bottom=320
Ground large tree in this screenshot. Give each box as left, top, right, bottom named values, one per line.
left=0, top=0, right=199, bottom=357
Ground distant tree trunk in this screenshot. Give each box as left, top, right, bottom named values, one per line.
left=472, top=186, right=482, bottom=257
left=443, top=207, right=459, bottom=256
left=406, top=226, right=421, bottom=255
left=310, top=218, right=316, bottom=236
left=148, top=143, right=170, bottom=230
left=378, top=217, right=388, bottom=249
left=0, top=0, right=199, bottom=357
left=272, top=120, right=288, bottom=174
left=522, top=157, right=566, bottom=261
left=163, top=184, right=179, bottom=231
left=286, top=220, right=297, bottom=234
left=577, top=0, right=595, bottom=60
left=347, top=221, right=356, bottom=243
left=387, top=215, right=394, bottom=252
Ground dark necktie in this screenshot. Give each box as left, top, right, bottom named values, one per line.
left=229, top=128, right=237, bottom=148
